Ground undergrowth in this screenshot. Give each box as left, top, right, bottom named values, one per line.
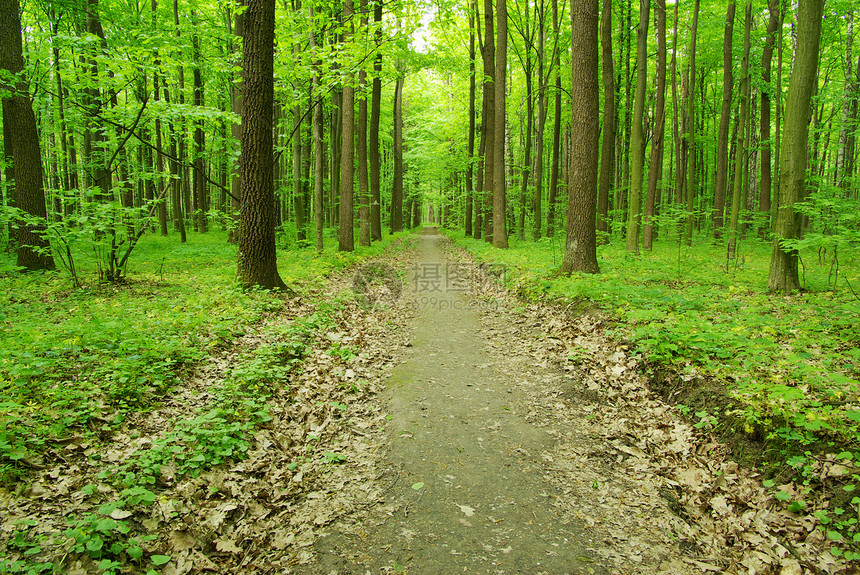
left=0, top=228, right=409, bottom=573
left=449, top=228, right=860, bottom=559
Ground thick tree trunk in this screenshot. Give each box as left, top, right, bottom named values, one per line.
left=0, top=0, right=55, bottom=270
left=237, top=0, right=285, bottom=289
left=643, top=0, right=666, bottom=250
left=559, top=0, right=599, bottom=274
left=625, top=0, right=650, bottom=254
left=768, top=0, right=824, bottom=293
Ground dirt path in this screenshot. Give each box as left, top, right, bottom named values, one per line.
left=307, top=228, right=610, bottom=574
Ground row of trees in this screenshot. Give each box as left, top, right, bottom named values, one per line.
left=1, top=0, right=856, bottom=292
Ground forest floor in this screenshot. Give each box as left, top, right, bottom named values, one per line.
left=1, top=228, right=856, bottom=574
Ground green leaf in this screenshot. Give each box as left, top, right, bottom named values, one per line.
left=411, top=482, right=424, bottom=490
left=775, top=491, right=791, bottom=501
left=150, top=554, right=171, bottom=565
left=787, top=501, right=805, bottom=513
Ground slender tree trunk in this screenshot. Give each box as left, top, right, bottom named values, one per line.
left=482, top=0, right=496, bottom=242
left=625, top=0, right=650, bottom=254
left=237, top=0, right=285, bottom=289
left=466, top=6, right=477, bottom=237
left=596, top=0, right=614, bottom=240
left=758, top=0, right=779, bottom=231
left=391, top=75, right=404, bottom=233
left=310, top=1, right=324, bottom=252
left=643, top=0, right=666, bottom=250
left=713, top=0, right=736, bottom=239
left=546, top=0, right=562, bottom=237
left=768, top=0, right=824, bottom=293
left=369, top=0, right=383, bottom=240
left=191, top=14, right=207, bottom=234
left=670, top=0, right=682, bottom=213
left=227, top=4, right=243, bottom=243
left=532, top=0, right=547, bottom=241
left=493, top=0, right=508, bottom=248
left=357, top=0, right=371, bottom=247
left=728, top=0, right=752, bottom=260
left=560, top=0, right=599, bottom=274
left=339, top=0, right=356, bottom=250
left=684, top=0, right=700, bottom=246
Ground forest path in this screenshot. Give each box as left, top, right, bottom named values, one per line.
left=298, top=229, right=697, bottom=575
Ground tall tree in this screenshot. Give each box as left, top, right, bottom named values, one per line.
left=713, top=0, right=735, bottom=239
left=768, top=0, right=825, bottom=293
left=758, top=0, right=780, bottom=226
left=493, top=0, right=508, bottom=248
left=545, top=0, right=562, bottom=237
left=531, top=0, right=548, bottom=240
left=481, top=0, right=496, bottom=242
left=340, top=0, right=356, bottom=250
left=643, top=0, right=666, bottom=250
left=237, top=0, right=286, bottom=289
left=0, top=0, right=55, bottom=270
left=596, top=0, right=614, bottom=239
left=310, top=0, right=324, bottom=252
left=357, top=0, right=371, bottom=247
left=684, top=0, right=700, bottom=246
left=369, top=0, right=384, bottom=241
left=391, top=74, right=405, bottom=233
left=727, top=0, right=752, bottom=260
left=192, top=11, right=208, bottom=233
left=625, top=0, right=651, bottom=254
left=466, top=5, right=477, bottom=237
left=560, top=0, right=599, bottom=274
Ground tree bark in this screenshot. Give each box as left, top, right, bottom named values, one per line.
left=357, top=0, right=371, bottom=247
left=559, top=0, right=599, bottom=274
left=192, top=13, right=208, bottom=233
left=237, top=0, right=286, bottom=289
left=596, top=0, right=614, bottom=240
left=768, top=0, right=824, bottom=293
left=466, top=6, right=477, bottom=237
left=0, top=0, right=55, bottom=270
left=310, top=1, right=324, bottom=252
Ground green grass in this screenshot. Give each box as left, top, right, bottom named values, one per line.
left=0, top=228, right=408, bottom=485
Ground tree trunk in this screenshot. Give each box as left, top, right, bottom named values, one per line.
left=625, top=0, right=650, bottom=254
left=339, top=0, right=356, bottom=250
left=227, top=4, right=243, bottom=243
left=310, top=2, right=324, bottom=252
left=596, top=0, right=614, bottom=240
left=369, top=0, right=383, bottom=241
left=237, top=0, right=285, bottom=290
left=493, top=0, right=509, bottom=248
left=357, top=0, right=371, bottom=247
left=546, top=0, right=561, bottom=237
left=728, top=0, right=751, bottom=260
left=466, top=6, right=477, bottom=237
left=559, top=0, right=599, bottom=274
left=482, top=0, right=496, bottom=242
left=532, top=0, right=547, bottom=241
left=684, top=0, right=700, bottom=246
left=768, top=0, right=824, bottom=293
left=191, top=14, right=207, bottom=234
left=758, top=0, right=779, bottom=231
left=0, top=0, right=55, bottom=270
left=643, top=0, right=666, bottom=250
left=391, top=74, right=404, bottom=233
left=713, top=0, right=735, bottom=240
